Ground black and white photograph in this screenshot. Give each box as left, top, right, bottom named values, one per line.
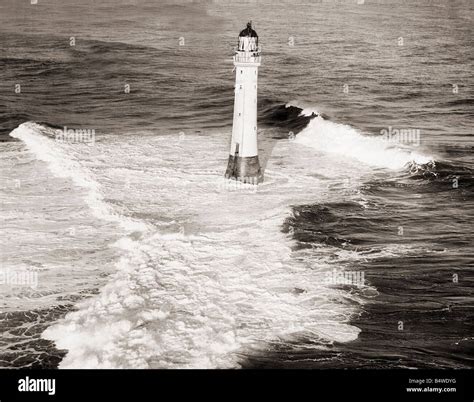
left=0, top=0, right=473, bottom=401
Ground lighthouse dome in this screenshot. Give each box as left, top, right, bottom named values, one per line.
left=239, top=22, right=258, bottom=38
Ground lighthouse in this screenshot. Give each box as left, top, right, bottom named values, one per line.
left=225, top=22, right=263, bottom=184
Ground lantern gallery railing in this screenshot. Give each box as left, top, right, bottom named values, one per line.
left=234, top=49, right=261, bottom=64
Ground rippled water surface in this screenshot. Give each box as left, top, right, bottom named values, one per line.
left=0, top=0, right=473, bottom=368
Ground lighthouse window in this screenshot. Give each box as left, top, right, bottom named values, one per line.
left=240, top=70, right=243, bottom=74
left=240, top=85, right=242, bottom=89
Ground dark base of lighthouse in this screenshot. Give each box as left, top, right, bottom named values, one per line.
left=225, top=155, right=263, bottom=184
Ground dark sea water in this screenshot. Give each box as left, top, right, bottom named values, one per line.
left=0, top=0, right=473, bottom=368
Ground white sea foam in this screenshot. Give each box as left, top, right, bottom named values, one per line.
left=9, top=122, right=147, bottom=232
left=30, top=126, right=370, bottom=368
left=44, top=226, right=361, bottom=368
left=10, top=122, right=371, bottom=368
left=291, top=108, right=433, bottom=170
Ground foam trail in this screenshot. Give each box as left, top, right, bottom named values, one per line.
left=294, top=114, right=433, bottom=170
left=43, top=227, right=361, bottom=368
left=37, top=129, right=366, bottom=369
left=9, top=121, right=370, bottom=369
left=9, top=122, right=147, bottom=232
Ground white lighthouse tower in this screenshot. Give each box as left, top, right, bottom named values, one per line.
left=225, top=22, right=263, bottom=184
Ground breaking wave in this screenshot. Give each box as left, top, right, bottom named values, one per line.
left=293, top=109, right=433, bottom=170
left=9, top=122, right=147, bottom=233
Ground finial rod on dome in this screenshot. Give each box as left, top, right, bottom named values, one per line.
left=239, top=21, right=258, bottom=38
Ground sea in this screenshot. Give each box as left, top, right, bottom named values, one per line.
left=0, top=0, right=473, bottom=369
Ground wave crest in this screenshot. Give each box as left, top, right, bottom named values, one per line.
left=293, top=113, right=433, bottom=170
left=9, top=122, right=147, bottom=232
